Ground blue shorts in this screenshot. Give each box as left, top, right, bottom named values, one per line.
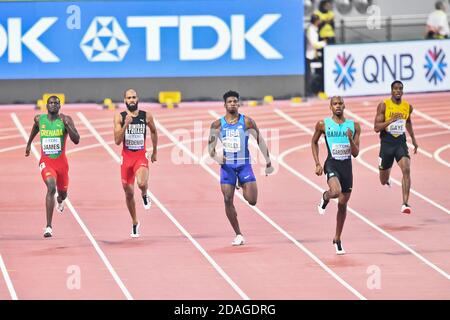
left=220, top=163, right=256, bottom=185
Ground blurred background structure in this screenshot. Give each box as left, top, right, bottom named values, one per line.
left=0, top=0, right=449, bottom=103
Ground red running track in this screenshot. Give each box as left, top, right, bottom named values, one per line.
left=0, top=92, right=449, bottom=299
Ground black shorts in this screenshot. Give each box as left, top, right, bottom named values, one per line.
left=379, top=140, right=410, bottom=170
left=324, top=159, right=353, bottom=193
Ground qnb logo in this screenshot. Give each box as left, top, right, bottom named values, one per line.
left=424, top=46, right=447, bottom=85
left=333, top=52, right=356, bottom=90
left=80, top=17, right=130, bottom=62
left=0, top=18, right=59, bottom=63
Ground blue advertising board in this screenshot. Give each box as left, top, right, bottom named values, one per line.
left=0, top=0, right=304, bottom=79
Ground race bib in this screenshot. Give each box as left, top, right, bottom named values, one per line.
left=222, top=136, right=241, bottom=153
left=125, top=133, right=144, bottom=150
left=387, top=119, right=406, bottom=136
left=331, top=143, right=351, bottom=160
left=42, top=137, right=61, bottom=155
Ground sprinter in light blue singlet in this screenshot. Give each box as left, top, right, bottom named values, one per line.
left=311, top=96, right=361, bottom=255
left=209, top=90, right=274, bottom=246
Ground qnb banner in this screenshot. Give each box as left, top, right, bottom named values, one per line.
left=324, top=40, right=450, bottom=97
left=0, top=0, right=304, bottom=79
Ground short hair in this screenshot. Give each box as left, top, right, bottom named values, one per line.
left=123, top=88, right=137, bottom=98
left=329, top=96, right=343, bottom=105
left=391, top=80, right=403, bottom=90
left=310, top=14, right=320, bottom=24
left=223, top=90, right=239, bottom=102
left=47, top=95, right=60, bottom=104
left=435, top=1, right=444, bottom=10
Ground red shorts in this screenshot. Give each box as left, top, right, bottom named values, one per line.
left=39, top=156, right=69, bottom=192
left=121, top=150, right=149, bottom=185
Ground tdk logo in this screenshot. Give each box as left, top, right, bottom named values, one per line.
left=0, top=14, right=282, bottom=63
left=80, top=17, right=130, bottom=62
left=0, top=17, right=59, bottom=63
left=125, top=14, right=283, bottom=61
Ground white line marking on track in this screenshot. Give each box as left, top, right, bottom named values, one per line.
left=278, top=144, right=450, bottom=281
left=344, top=109, right=433, bottom=158
left=272, top=109, right=450, bottom=279
left=207, top=110, right=367, bottom=299
left=414, top=109, right=450, bottom=131
left=275, top=109, right=449, bottom=215
left=433, top=144, right=450, bottom=169
left=11, top=113, right=134, bottom=300
left=0, top=254, right=18, bottom=300
left=77, top=112, right=250, bottom=300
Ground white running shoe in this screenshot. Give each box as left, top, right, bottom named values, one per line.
left=231, top=234, right=245, bottom=246
left=56, top=200, right=65, bottom=214
left=43, top=226, right=53, bottom=238
left=142, top=193, right=152, bottom=210
left=317, top=192, right=329, bottom=215
left=401, top=204, right=411, bottom=214
left=333, top=240, right=345, bottom=255
left=130, top=222, right=140, bottom=238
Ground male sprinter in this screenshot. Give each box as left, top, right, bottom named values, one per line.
left=374, top=80, right=418, bottom=214
left=312, top=96, right=361, bottom=254
left=208, top=90, right=274, bottom=246
left=114, top=89, right=158, bottom=238
left=25, top=96, right=80, bottom=237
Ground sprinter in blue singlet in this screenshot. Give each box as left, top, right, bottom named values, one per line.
left=311, top=96, right=361, bottom=255
left=208, top=90, right=274, bottom=246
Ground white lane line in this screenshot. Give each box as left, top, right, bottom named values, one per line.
left=272, top=109, right=450, bottom=279
left=433, top=144, right=450, bottom=169
left=202, top=110, right=367, bottom=300
left=77, top=112, right=250, bottom=300
left=344, top=109, right=433, bottom=158
left=414, top=109, right=450, bottom=131
left=275, top=109, right=449, bottom=216
left=278, top=144, right=450, bottom=281
left=10, top=113, right=134, bottom=300
left=0, top=254, right=18, bottom=300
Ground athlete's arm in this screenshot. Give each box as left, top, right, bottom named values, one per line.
left=373, top=102, right=402, bottom=132
left=246, top=117, right=273, bottom=175
left=25, top=115, right=40, bottom=157
left=348, top=122, right=361, bottom=157
left=208, top=120, right=224, bottom=164
left=60, top=114, right=80, bottom=145
left=406, top=104, right=418, bottom=154
left=114, top=113, right=131, bottom=145
left=146, top=112, right=158, bottom=162
left=311, top=120, right=324, bottom=176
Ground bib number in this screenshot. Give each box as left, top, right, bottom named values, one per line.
left=125, top=133, right=144, bottom=150
left=387, top=119, right=406, bottom=136
left=223, top=137, right=241, bottom=153
left=42, top=137, right=61, bottom=155
left=332, top=143, right=351, bottom=160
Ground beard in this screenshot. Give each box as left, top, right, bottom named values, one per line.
left=126, top=102, right=138, bottom=112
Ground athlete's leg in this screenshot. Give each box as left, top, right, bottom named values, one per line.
left=324, top=176, right=341, bottom=201
left=56, top=190, right=67, bottom=204
left=44, top=177, right=57, bottom=227
left=397, top=156, right=411, bottom=205
left=237, top=164, right=257, bottom=205
left=135, top=166, right=149, bottom=196
left=123, top=183, right=138, bottom=225
left=241, top=182, right=257, bottom=206
left=379, top=168, right=391, bottom=185
left=334, top=192, right=351, bottom=242
left=221, top=184, right=241, bottom=235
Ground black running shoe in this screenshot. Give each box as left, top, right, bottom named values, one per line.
left=142, top=194, right=151, bottom=210
left=317, top=191, right=329, bottom=215
left=333, top=239, right=346, bottom=255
